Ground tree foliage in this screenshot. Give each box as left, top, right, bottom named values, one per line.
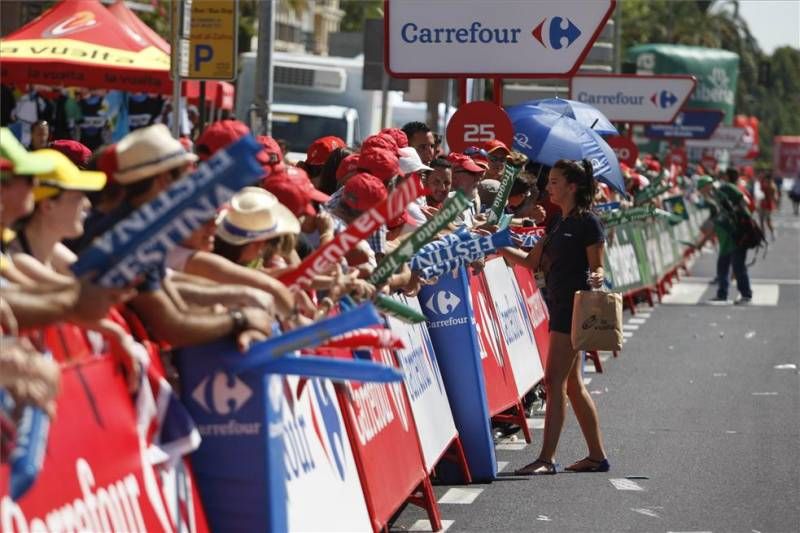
left=339, top=0, right=383, bottom=32
left=621, top=0, right=800, bottom=164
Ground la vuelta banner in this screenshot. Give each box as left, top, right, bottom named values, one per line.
left=0, top=358, right=193, bottom=533
left=468, top=268, right=520, bottom=416
left=384, top=295, right=458, bottom=472
left=512, top=265, right=551, bottom=369
left=280, top=175, right=424, bottom=288
left=338, top=349, right=431, bottom=531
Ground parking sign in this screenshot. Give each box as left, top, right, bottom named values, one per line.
left=182, top=0, right=239, bottom=80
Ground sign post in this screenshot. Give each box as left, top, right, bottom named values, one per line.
left=569, top=74, right=696, bottom=123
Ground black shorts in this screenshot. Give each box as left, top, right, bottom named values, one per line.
left=546, top=295, right=574, bottom=334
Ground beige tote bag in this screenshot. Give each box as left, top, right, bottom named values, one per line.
left=571, top=290, right=623, bottom=352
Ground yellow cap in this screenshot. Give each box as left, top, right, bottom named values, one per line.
left=33, top=149, right=106, bottom=201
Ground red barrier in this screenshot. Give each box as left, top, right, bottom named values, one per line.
left=511, top=265, right=551, bottom=370
left=0, top=357, right=208, bottom=533
left=336, top=349, right=441, bottom=532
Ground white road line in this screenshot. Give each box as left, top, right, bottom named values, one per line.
left=536, top=515, right=552, bottom=522
left=775, top=363, right=797, bottom=370
left=623, top=324, right=640, bottom=331
left=685, top=275, right=800, bottom=285
left=636, top=312, right=652, bottom=318
left=438, top=487, right=483, bottom=504
left=610, top=478, right=644, bottom=491
left=409, top=519, right=454, bottom=532
left=628, top=317, right=648, bottom=324
left=750, top=284, right=779, bottom=306
left=661, top=282, right=707, bottom=305
left=713, top=373, right=727, bottom=377
left=527, top=418, right=545, bottom=429
left=497, top=461, right=509, bottom=472
left=584, top=365, right=597, bottom=374
left=583, top=377, right=593, bottom=385
left=599, top=353, right=611, bottom=362
left=496, top=443, right=527, bottom=451
left=623, top=331, right=635, bottom=338
left=631, top=507, right=661, bottom=518
left=752, top=392, right=779, bottom=396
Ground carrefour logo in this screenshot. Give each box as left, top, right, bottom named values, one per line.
left=191, top=372, right=253, bottom=415
left=425, top=290, right=461, bottom=315
left=651, top=90, right=678, bottom=109
left=399, top=17, right=580, bottom=48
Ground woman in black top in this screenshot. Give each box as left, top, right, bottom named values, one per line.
left=500, top=159, right=609, bottom=475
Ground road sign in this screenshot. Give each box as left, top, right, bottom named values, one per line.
left=182, top=0, right=238, bottom=80
left=685, top=126, right=747, bottom=151
left=644, top=109, right=723, bottom=139
left=569, top=74, right=696, bottom=123
left=385, top=0, right=616, bottom=78
left=446, top=101, right=513, bottom=154
left=605, top=136, right=639, bottom=167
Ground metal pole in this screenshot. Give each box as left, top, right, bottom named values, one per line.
left=443, top=79, right=453, bottom=152
left=380, top=70, right=389, bottom=129
left=170, top=0, right=183, bottom=138
left=254, top=0, right=276, bottom=135
left=198, top=80, right=207, bottom=135
left=613, top=1, right=622, bottom=73
left=458, top=79, right=467, bottom=108
left=493, top=78, right=503, bottom=106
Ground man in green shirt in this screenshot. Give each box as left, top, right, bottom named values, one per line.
left=697, top=175, right=753, bottom=304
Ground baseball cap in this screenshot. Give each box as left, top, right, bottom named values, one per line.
left=264, top=165, right=330, bottom=217
left=398, top=146, right=433, bottom=175
left=33, top=149, right=106, bottom=201
left=0, top=128, right=55, bottom=176
left=696, top=175, right=714, bottom=189
left=342, top=172, right=387, bottom=212
left=195, top=119, right=251, bottom=161
left=306, top=136, right=345, bottom=166
left=358, top=148, right=400, bottom=182
left=50, top=140, right=92, bottom=169
left=483, top=139, right=510, bottom=155
left=362, top=134, right=398, bottom=155
left=380, top=128, right=409, bottom=148
left=336, top=153, right=360, bottom=182
left=477, top=179, right=501, bottom=206
left=256, top=135, right=284, bottom=168
left=447, top=152, right=484, bottom=174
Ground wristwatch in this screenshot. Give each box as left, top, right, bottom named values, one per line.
left=230, top=309, right=249, bottom=335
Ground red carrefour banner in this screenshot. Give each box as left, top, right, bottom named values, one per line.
left=0, top=358, right=192, bottom=532
left=512, top=265, right=551, bottom=370
left=468, top=270, right=519, bottom=417
left=337, top=349, right=438, bottom=532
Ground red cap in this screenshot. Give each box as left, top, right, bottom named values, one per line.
left=178, top=136, right=194, bottom=154
left=361, top=134, right=398, bottom=155
left=256, top=135, right=283, bottom=168
left=336, top=153, right=360, bottom=181
left=0, top=157, right=13, bottom=172
left=471, top=152, right=490, bottom=170
left=342, top=172, right=387, bottom=212
left=380, top=128, right=409, bottom=148
left=265, top=166, right=330, bottom=217
left=50, top=140, right=92, bottom=169
left=306, top=136, right=346, bottom=166
left=483, top=139, right=510, bottom=154
left=358, top=148, right=400, bottom=182
left=97, top=144, right=119, bottom=178
left=646, top=160, right=661, bottom=172
left=387, top=210, right=413, bottom=230
left=195, top=119, right=251, bottom=161
left=447, top=152, right=484, bottom=174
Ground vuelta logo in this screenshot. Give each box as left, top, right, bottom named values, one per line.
left=532, top=17, right=582, bottom=49
left=425, top=290, right=461, bottom=315
left=191, top=372, right=253, bottom=415
left=651, top=90, right=678, bottom=109
left=43, top=11, right=98, bottom=37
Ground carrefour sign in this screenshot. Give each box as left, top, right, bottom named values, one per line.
left=385, top=0, right=616, bottom=78
left=570, top=74, right=696, bottom=123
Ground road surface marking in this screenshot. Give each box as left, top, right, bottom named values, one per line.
left=623, top=324, right=640, bottom=331
left=684, top=275, right=800, bottom=286
left=600, top=353, right=611, bottom=362
left=629, top=317, right=648, bottom=324
left=583, top=377, right=593, bottom=385
left=661, top=282, right=707, bottom=305
left=750, top=284, right=779, bottom=306
left=536, top=515, right=552, bottom=522
left=497, top=461, right=509, bottom=472
left=409, top=519, right=454, bottom=532
left=726, top=430, right=737, bottom=434
left=527, top=418, right=545, bottom=429
left=774, top=363, right=797, bottom=370
left=584, top=365, right=597, bottom=374
left=631, top=507, right=661, bottom=518
left=713, top=373, right=727, bottom=377
left=752, top=392, right=779, bottom=396
left=610, top=478, right=644, bottom=491
left=496, top=443, right=527, bottom=451
left=745, top=331, right=756, bottom=339
left=623, top=331, right=635, bottom=338
left=438, top=487, right=483, bottom=504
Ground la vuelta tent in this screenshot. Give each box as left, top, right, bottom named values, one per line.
left=106, top=0, right=169, bottom=54
left=0, top=0, right=171, bottom=93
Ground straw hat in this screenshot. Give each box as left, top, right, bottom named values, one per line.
left=114, top=124, right=197, bottom=184
left=216, top=187, right=300, bottom=245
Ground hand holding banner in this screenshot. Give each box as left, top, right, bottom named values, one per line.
left=72, top=136, right=264, bottom=287
left=485, top=163, right=521, bottom=225
left=416, top=229, right=514, bottom=280
left=368, top=191, right=471, bottom=286
left=280, top=175, right=425, bottom=288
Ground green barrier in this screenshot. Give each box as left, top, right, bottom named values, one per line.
left=604, top=221, right=646, bottom=293
left=642, top=221, right=665, bottom=284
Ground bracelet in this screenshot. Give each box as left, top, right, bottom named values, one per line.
left=229, top=309, right=248, bottom=335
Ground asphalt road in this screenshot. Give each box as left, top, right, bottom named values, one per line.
left=392, top=204, right=800, bottom=533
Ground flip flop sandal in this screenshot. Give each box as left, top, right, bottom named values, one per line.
left=514, top=459, right=557, bottom=476
left=565, top=456, right=610, bottom=473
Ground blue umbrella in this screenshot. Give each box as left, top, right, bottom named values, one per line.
left=512, top=97, right=618, bottom=136
left=508, top=105, right=626, bottom=195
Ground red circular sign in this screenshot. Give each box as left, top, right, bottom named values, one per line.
left=446, top=101, right=513, bottom=154
left=605, top=136, right=639, bottom=167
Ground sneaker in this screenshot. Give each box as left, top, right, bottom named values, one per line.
left=707, top=296, right=731, bottom=305
left=734, top=297, right=752, bottom=306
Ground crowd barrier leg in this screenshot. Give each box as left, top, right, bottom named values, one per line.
left=439, top=436, right=473, bottom=483
left=585, top=350, right=604, bottom=373
left=625, top=292, right=638, bottom=315
left=405, top=477, right=443, bottom=532
left=491, top=400, right=533, bottom=444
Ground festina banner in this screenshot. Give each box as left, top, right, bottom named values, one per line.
left=385, top=295, right=458, bottom=473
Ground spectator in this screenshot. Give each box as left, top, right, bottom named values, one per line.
left=29, top=120, right=50, bottom=151
left=447, top=153, right=485, bottom=225
left=425, top=157, right=453, bottom=210
left=483, top=139, right=511, bottom=181
left=402, top=121, right=435, bottom=165
left=302, top=136, right=346, bottom=187
left=318, top=146, right=354, bottom=196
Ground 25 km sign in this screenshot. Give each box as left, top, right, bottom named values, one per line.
left=446, top=101, right=513, bottom=154
left=385, top=0, right=616, bottom=78
left=570, top=74, right=696, bottom=123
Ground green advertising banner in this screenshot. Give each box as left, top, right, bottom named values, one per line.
left=626, top=44, right=740, bottom=124
left=604, top=222, right=646, bottom=293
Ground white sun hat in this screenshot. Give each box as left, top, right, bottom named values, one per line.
left=215, top=186, right=300, bottom=245
left=114, top=124, right=198, bottom=184
left=398, top=146, right=433, bottom=176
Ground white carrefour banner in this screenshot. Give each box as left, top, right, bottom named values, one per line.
left=483, top=258, right=544, bottom=396
left=387, top=295, right=459, bottom=472
left=283, top=376, right=372, bottom=532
